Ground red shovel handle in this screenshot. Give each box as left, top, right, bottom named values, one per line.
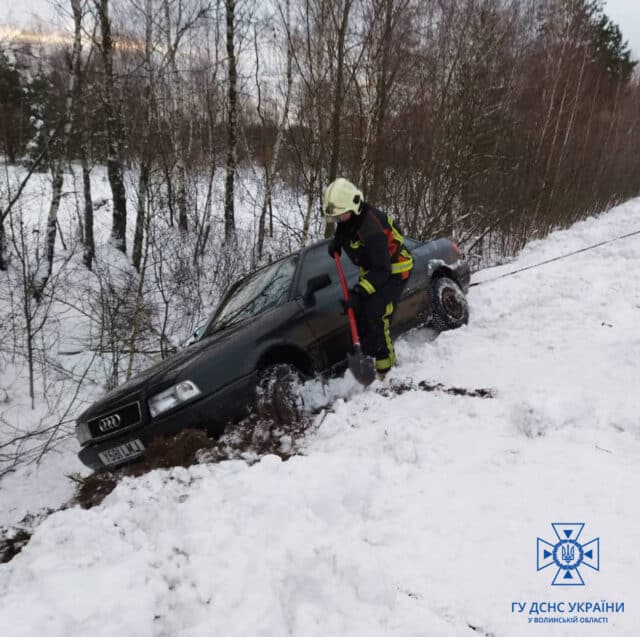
left=333, top=251, right=360, bottom=347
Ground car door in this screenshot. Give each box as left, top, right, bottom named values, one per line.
left=295, top=243, right=358, bottom=370
left=389, top=238, right=428, bottom=333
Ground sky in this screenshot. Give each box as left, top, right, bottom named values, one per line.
left=604, top=0, right=640, bottom=57
left=1, top=0, right=640, bottom=58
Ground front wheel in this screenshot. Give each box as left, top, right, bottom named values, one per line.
left=430, top=276, right=469, bottom=332
left=256, top=364, right=304, bottom=425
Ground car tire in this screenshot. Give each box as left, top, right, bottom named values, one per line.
left=256, top=364, right=304, bottom=425
left=430, top=276, right=469, bottom=332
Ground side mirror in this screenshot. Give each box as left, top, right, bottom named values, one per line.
left=193, top=325, right=204, bottom=340
left=304, top=273, right=331, bottom=306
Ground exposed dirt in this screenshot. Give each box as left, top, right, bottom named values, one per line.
left=73, top=411, right=316, bottom=511
left=74, top=428, right=216, bottom=510
left=0, top=509, right=57, bottom=564
left=376, top=379, right=495, bottom=399
left=0, top=528, right=32, bottom=563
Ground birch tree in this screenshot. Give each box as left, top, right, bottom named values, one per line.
left=33, top=0, right=86, bottom=299
left=223, top=0, right=238, bottom=242
left=255, top=0, right=294, bottom=259
left=194, top=0, right=224, bottom=261
left=161, top=0, right=208, bottom=234
left=95, top=0, right=128, bottom=253
left=132, top=0, right=155, bottom=271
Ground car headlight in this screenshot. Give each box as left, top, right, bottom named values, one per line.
left=148, top=380, right=202, bottom=418
left=75, top=421, right=91, bottom=445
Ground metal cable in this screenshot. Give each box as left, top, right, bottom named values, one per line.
left=469, top=228, right=640, bottom=288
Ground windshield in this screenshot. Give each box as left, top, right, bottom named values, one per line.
left=206, top=256, right=297, bottom=334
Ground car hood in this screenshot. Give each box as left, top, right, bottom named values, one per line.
left=78, top=323, right=245, bottom=421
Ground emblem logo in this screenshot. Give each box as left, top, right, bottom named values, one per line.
left=98, top=413, right=122, bottom=433
left=537, top=523, right=600, bottom=586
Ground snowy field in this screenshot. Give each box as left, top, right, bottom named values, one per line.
left=1, top=199, right=640, bottom=636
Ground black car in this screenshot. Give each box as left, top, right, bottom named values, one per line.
left=75, top=237, right=470, bottom=469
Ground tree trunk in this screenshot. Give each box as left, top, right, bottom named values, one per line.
left=82, top=155, right=95, bottom=269
left=133, top=0, right=154, bottom=271
left=194, top=32, right=221, bottom=263
left=34, top=167, right=63, bottom=301
left=68, top=0, right=95, bottom=271
left=328, top=0, right=352, bottom=184
left=369, top=0, right=395, bottom=201
left=163, top=0, right=189, bottom=232
left=96, top=0, right=127, bottom=253
left=0, top=218, right=6, bottom=271
left=33, top=0, right=90, bottom=297
left=257, top=0, right=293, bottom=260
left=133, top=162, right=148, bottom=271
left=224, top=0, right=237, bottom=243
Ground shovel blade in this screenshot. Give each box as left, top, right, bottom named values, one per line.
left=348, top=346, right=376, bottom=386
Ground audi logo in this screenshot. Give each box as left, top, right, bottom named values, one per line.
left=98, top=414, right=122, bottom=433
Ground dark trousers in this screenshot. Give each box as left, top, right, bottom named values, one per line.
left=356, top=276, right=407, bottom=373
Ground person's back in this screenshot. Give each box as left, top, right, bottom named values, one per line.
left=324, top=178, right=413, bottom=378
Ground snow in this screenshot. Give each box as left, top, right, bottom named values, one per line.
left=1, top=199, right=640, bottom=635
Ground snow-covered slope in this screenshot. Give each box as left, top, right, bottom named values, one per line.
left=1, top=201, right=640, bottom=636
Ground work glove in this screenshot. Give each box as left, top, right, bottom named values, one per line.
left=327, top=237, right=342, bottom=258
left=340, top=287, right=364, bottom=314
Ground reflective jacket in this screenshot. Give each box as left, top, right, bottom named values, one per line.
left=334, top=203, right=413, bottom=296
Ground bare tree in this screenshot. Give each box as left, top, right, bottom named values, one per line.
left=132, top=0, right=155, bottom=270
left=288, top=0, right=332, bottom=243
left=194, top=0, right=224, bottom=262
left=327, top=0, right=353, bottom=184
left=68, top=0, right=97, bottom=271
left=255, top=0, right=294, bottom=259
left=94, top=0, right=128, bottom=253
left=32, top=0, right=88, bottom=299
left=160, top=0, right=209, bottom=234
left=223, top=0, right=238, bottom=242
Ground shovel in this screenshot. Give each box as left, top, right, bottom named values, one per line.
left=332, top=251, right=377, bottom=386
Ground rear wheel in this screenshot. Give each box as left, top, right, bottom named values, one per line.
left=430, top=276, right=469, bottom=332
left=256, top=364, right=304, bottom=425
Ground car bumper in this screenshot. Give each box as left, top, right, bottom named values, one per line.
left=78, top=372, right=258, bottom=470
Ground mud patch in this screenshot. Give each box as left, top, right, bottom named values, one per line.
left=73, top=411, right=316, bottom=510
left=73, top=470, right=121, bottom=509
left=0, top=528, right=32, bottom=563
left=143, top=428, right=214, bottom=470
left=467, top=624, right=495, bottom=636
left=72, top=429, right=215, bottom=510
left=377, top=378, right=495, bottom=399
left=201, top=412, right=315, bottom=464
left=0, top=509, right=56, bottom=564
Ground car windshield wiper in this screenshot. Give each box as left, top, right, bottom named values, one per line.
left=212, top=299, right=258, bottom=332
left=214, top=281, right=284, bottom=331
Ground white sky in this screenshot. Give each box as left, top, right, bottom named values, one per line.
left=604, top=0, right=640, bottom=57
left=1, top=0, right=58, bottom=27
left=1, top=0, right=640, bottom=58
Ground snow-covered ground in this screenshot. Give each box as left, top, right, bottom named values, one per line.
left=1, top=199, right=640, bottom=636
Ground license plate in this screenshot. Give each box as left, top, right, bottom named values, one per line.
left=98, top=439, right=145, bottom=466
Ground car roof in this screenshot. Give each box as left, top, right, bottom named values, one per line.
left=247, top=238, right=329, bottom=276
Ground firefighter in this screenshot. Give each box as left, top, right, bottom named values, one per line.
left=324, top=177, right=413, bottom=378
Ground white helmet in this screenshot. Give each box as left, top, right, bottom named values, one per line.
left=323, top=177, right=363, bottom=217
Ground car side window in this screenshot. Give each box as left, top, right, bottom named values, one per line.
left=296, top=243, right=358, bottom=296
